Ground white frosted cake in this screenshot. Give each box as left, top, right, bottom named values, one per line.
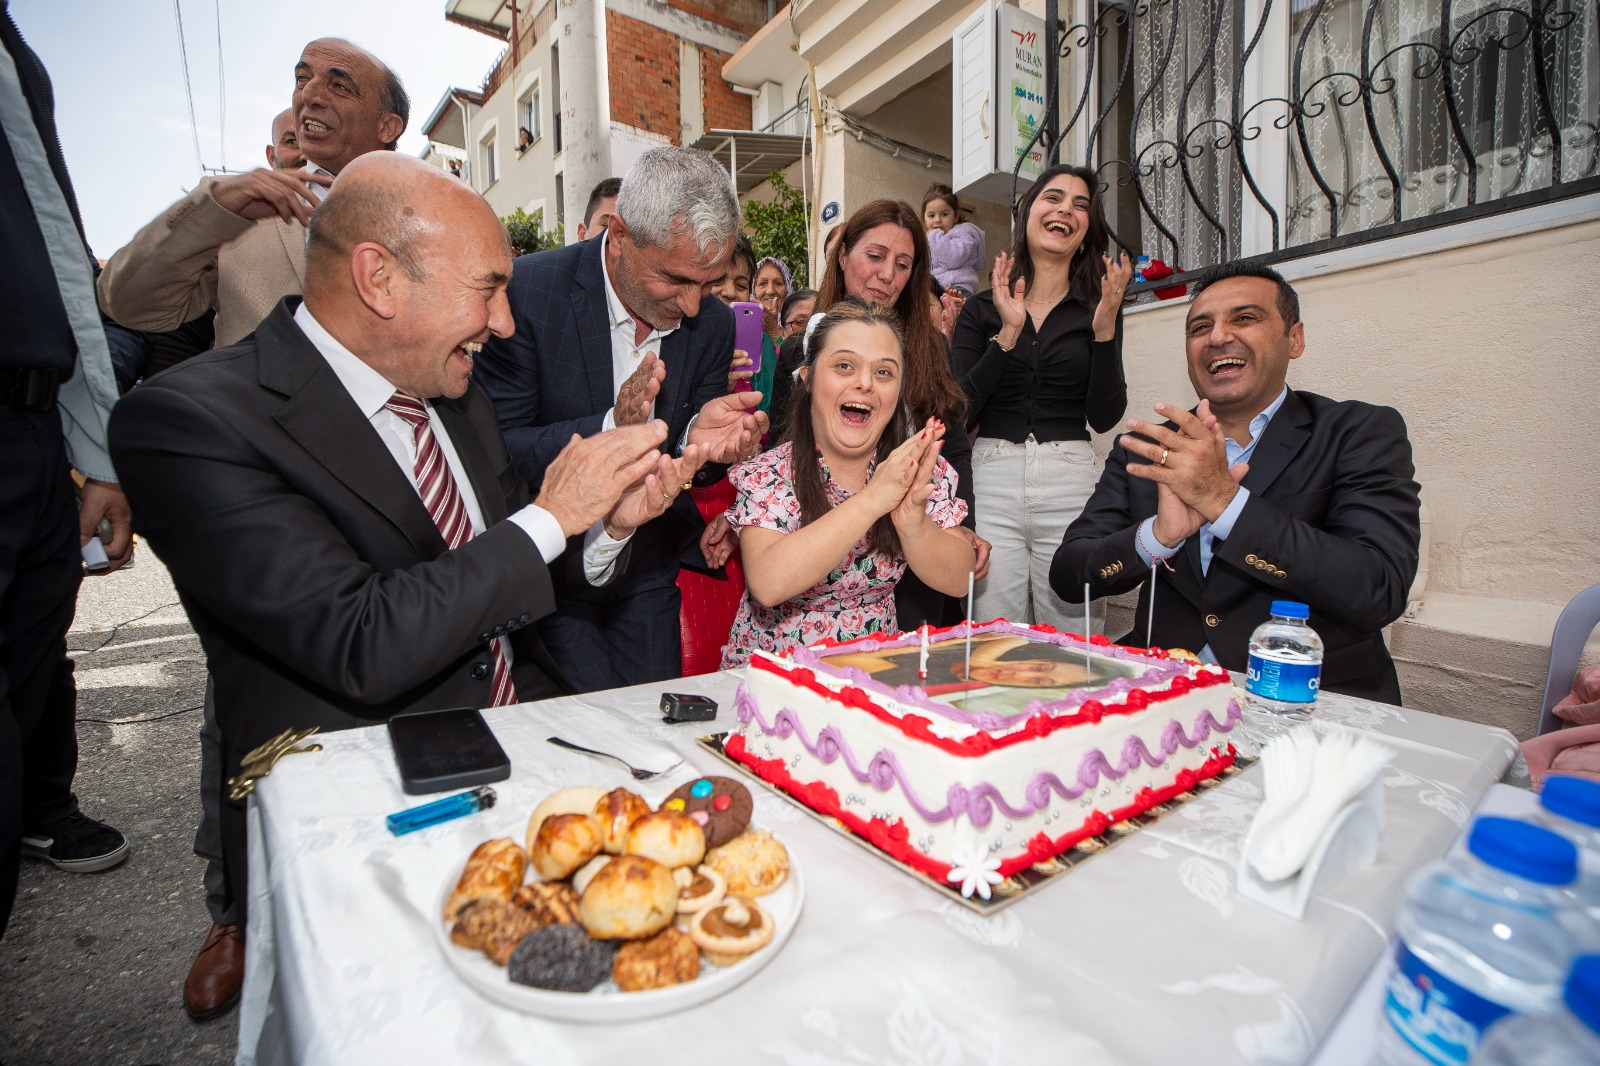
left=726, top=621, right=1240, bottom=890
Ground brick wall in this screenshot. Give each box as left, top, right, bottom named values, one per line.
left=607, top=11, right=682, bottom=143
left=666, top=0, right=769, bottom=36
left=699, top=44, right=751, bottom=133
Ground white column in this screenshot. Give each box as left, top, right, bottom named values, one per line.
left=558, top=0, right=614, bottom=244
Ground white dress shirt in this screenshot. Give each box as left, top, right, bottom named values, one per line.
left=303, top=161, right=333, bottom=202
left=292, top=304, right=630, bottom=590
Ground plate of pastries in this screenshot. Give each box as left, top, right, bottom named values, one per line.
left=435, top=774, right=802, bottom=1021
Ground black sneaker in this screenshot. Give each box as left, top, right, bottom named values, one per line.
left=20, top=813, right=129, bottom=872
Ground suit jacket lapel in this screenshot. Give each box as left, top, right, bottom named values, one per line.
left=1240, top=388, right=1313, bottom=499
left=259, top=300, right=447, bottom=558
left=276, top=220, right=307, bottom=288
left=656, top=327, right=691, bottom=437
left=574, top=239, right=617, bottom=414
left=435, top=398, right=509, bottom=525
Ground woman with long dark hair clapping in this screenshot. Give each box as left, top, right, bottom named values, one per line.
left=952, top=164, right=1132, bottom=631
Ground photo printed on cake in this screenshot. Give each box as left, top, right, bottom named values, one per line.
left=825, top=634, right=1143, bottom=715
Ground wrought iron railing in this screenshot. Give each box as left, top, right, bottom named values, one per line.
left=1018, top=0, right=1599, bottom=289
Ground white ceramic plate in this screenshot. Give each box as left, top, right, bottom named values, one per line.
left=434, top=841, right=803, bottom=1022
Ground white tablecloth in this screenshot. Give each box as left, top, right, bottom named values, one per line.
left=236, top=674, right=1519, bottom=1066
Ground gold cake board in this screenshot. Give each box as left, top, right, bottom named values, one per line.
left=698, top=732, right=1256, bottom=915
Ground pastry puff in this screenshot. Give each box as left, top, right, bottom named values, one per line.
left=444, top=838, right=527, bottom=923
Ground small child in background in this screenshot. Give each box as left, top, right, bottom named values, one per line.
left=922, top=183, right=985, bottom=294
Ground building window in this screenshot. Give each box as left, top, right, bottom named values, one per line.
left=518, top=82, right=541, bottom=152
left=481, top=134, right=497, bottom=189
left=1055, top=0, right=1598, bottom=274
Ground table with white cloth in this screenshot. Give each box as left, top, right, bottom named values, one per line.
left=235, top=672, right=1520, bottom=1066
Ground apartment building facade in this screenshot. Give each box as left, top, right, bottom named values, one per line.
left=426, top=0, right=766, bottom=234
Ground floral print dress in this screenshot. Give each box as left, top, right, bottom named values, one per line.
left=719, top=441, right=968, bottom=669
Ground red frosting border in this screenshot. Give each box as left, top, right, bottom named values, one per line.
left=749, top=652, right=1233, bottom=759
left=725, top=731, right=1237, bottom=883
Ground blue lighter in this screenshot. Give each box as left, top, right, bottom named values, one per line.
left=385, top=785, right=498, bottom=836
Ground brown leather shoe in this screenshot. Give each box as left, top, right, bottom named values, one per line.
left=184, top=922, right=244, bottom=1022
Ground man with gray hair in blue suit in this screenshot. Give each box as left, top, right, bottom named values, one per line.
left=473, top=145, right=767, bottom=692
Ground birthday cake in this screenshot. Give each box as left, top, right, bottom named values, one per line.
left=725, top=621, right=1240, bottom=895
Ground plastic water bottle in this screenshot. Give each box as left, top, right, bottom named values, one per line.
left=1244, top=600, right=1323, bottom=718
left=1131, top=255, right=1155, bottom=304
left=1375, top=817, right=1589, bottom=1066
left=1470, top=955, right=1600, bottom=1066
left=1537, top=774, right=1600, bottom=927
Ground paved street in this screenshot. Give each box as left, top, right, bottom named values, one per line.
left=2, top=554, right=237, bottom=1065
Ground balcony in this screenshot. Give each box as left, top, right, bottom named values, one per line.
left=1021, top=0, right=1598, bottom=290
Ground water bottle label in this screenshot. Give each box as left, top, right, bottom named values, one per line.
left=1245, top=654, right=1320, bottom=704
left=1382, top=939, right=1512, bottom=1066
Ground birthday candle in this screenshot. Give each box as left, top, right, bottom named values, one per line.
left=1148, top=557, right=1158, bottom=650
left=918, top=625, right=930, bottom=680
left=1084, top=582, right=1092, bottom=676
left=965, top=571, right=975, bottom=677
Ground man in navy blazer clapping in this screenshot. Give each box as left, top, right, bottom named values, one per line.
left=473, top=147, right=767, bottom=691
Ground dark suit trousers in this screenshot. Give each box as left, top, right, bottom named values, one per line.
left=538, top=583, right=682, bottom=693
left=0, top=408, right=84, bottom=937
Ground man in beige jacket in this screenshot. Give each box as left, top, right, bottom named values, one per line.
left=97, top=38, right=407, bottom=348
left=96, top=37, right=409, bottom=1023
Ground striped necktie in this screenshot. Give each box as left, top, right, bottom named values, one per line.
left=384, top=393, right=517, bottom=708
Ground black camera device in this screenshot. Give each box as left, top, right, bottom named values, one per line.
left=660, top=692, right=718, bottom=724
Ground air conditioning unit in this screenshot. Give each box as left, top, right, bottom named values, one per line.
left=952, top=2, right=1048, bottom=205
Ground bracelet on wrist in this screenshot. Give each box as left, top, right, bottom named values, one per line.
left=992, top=333, right=1017, bottom=353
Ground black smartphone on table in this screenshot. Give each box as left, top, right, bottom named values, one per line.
left=387, top=706, right=511, bottom=795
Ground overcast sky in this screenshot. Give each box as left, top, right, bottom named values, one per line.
left=12, top=0, right=506, bottom=255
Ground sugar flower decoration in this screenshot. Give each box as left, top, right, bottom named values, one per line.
left=945, top=843, right=1004, bottom=900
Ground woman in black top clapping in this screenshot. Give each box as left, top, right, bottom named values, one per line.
left=951, top=164, right=1132, bottom=630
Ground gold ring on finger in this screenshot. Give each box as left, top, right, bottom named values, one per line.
left=1159, top=448, right=1170, bottom=466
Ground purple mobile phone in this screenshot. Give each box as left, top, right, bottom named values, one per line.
left=731, top=301, right=763, bottom=392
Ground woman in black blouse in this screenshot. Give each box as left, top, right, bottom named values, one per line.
left=951, top=164, right=1131, bottom=630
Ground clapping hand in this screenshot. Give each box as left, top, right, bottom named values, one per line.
left=1092, top=252, right=1134, bottom=341
left=687, top=391, right=770, bottom=464
left=604, top=443, right=707, bottom=539
left=990, top=252, right=1026, bottom=343
left=534, top=421, right=671, bottom=537
left=1121, top=400, right=1249, bottom=547
left=937, top=290, right=961, bottom=343
left=614, top=354, right=665, bottom=426
left=857, top=418, right=945, bottom=520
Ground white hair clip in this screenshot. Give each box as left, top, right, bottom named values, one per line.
left=801, top=311, right=828, bottom=363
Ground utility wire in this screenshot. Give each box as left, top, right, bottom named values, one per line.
left=213, top=0, right=226, bottom=172
left=170, top=0, right=204, bottom=175
left=71, top=602, right=184, bottom=656
left=81, top=703, right=203, bottom=726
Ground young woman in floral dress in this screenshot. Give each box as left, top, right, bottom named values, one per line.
left=716, top=299, right=975, bottom=668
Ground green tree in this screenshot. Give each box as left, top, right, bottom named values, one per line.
left=742, top=170, right=808, bottom=289
left=501, top=207, right=564, bottom=257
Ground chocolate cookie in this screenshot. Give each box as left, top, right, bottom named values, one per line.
left=662, top=776, right=752, bottom=849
